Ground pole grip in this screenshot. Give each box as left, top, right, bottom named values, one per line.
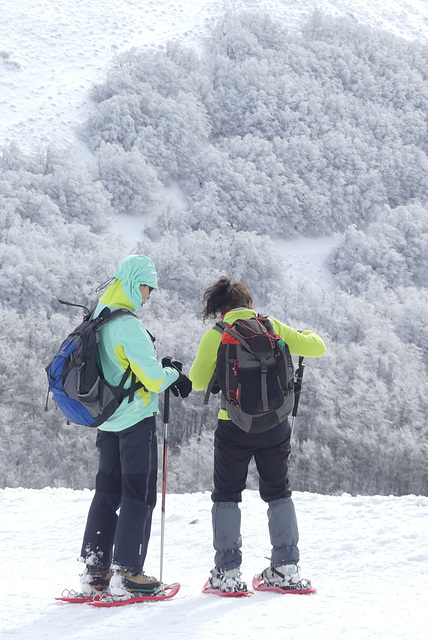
left=292, top=356, right=305, bottom=418
left=163, top=387, right=170, bottom=424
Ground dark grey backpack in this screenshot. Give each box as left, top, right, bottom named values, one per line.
left=207, top=316, right=295, bottom=433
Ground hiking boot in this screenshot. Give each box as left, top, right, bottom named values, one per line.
left=261, top=563, right=312, bottom=590
left=80, top=566, right=113, bottom=596
left=109, top=570, right=161, bottom=598
left=208, top=567, right=247, bottom=593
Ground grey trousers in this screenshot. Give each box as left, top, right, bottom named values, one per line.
left=212, top=497, right=299, bottom=570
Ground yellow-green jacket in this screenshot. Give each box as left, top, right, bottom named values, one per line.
left=94, top=255, right=179, bottom=432
left=189, top=307, right=326, bottom=421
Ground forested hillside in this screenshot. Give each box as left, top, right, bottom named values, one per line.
left=1, top=12, right=427, bottom=494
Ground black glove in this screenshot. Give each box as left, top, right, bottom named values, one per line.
left=169, top=372, right=192, bottom=398
left=162, top=356, right=183, bottom=372
left=211, top=379, right=221, bottom=395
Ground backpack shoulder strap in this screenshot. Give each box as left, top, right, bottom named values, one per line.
left=95, top=307, right=135, bottom=328
left=94, top=307, right=147, bottom=400
left=213, top=320, right=228, bottom=334
left=256, top=314, right=275, bottom=333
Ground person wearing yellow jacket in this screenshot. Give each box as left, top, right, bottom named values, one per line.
left=190, top=276, right=326, bottom=594
left=79, top=255, right=192, bottom=598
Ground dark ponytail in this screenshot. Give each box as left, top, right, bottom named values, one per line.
left=202, top=276, right=253, bottom=321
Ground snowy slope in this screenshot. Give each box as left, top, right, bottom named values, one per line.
left=2, top=0, right=428, bottom=282
left=1, top=487, right=427, bottom=640
left=2, top=0, right=428, bottom=155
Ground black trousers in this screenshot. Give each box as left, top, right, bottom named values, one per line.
left=212, top=418, right=292, bottom=503
left=80, top=416, right=157, bottom=573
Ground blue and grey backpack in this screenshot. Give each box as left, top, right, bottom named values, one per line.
left=45, top=303, right=144, bottom=427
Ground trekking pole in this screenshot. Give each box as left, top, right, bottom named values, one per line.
left=160, top=387, right=170, bottom=585
left=290, top=356, right=305, bottom=434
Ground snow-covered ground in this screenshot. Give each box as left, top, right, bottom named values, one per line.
left=1, top=487, right=427, bottom=639
left=276, top=235, right=339, bottom=291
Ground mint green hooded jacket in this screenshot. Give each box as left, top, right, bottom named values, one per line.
left=93, top=255, right=179, bottom=432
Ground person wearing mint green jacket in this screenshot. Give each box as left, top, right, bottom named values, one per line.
left=80, top=255, right=192, bottom=598
left=189, top=276, right=326, bottom=594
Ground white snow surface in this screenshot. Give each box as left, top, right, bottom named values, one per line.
left=1, top=487, right=427, bottom=639
left=2, top=1, right=428, bottom=638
